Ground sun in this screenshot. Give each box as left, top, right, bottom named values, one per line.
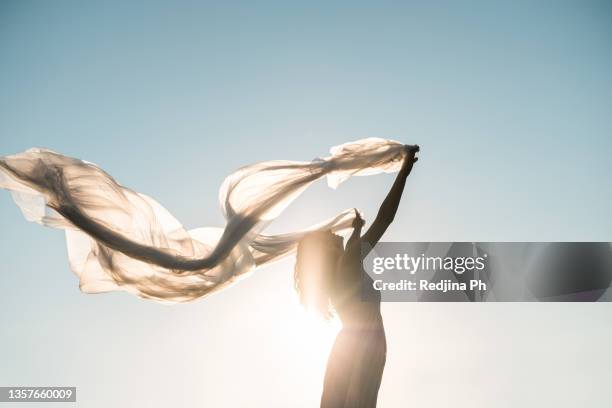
left=282, top=301, right=342, bottom=370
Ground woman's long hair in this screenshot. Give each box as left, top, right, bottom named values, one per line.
left=294, top=231, right=343, bottom=320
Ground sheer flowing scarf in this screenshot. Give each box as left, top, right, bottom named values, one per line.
left=0, top=138, right=407, bottom=302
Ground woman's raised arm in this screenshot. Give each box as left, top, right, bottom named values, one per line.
left=361, top=145, right=419, bottom=253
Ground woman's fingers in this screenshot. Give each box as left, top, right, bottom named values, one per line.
left=404, top=144, right=420, bottom=154
left=354, top=208, right=364, bottom=220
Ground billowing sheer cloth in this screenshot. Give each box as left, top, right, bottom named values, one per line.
left=0, top=138, right=407, bottom=302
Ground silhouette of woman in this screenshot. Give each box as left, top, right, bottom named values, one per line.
left=294, top=145, right=419, bottom=408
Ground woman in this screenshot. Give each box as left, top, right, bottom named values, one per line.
left=294, top=144, right=419, bottom=408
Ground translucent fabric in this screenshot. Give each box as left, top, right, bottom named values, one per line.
left=0, top=138, right=407, bottom=303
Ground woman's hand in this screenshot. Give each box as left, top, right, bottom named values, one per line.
left=352, top=208, right=365, bottom=229
left=402, top=144, right=419, bottom=173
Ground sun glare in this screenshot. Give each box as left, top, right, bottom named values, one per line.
left=283, top=302, right=342, bottom=370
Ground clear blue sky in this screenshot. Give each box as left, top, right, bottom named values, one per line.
left=1, top=1, right=611, bottom=407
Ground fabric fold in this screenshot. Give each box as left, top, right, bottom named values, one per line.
left=0, top=137, right=407, bottom=303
